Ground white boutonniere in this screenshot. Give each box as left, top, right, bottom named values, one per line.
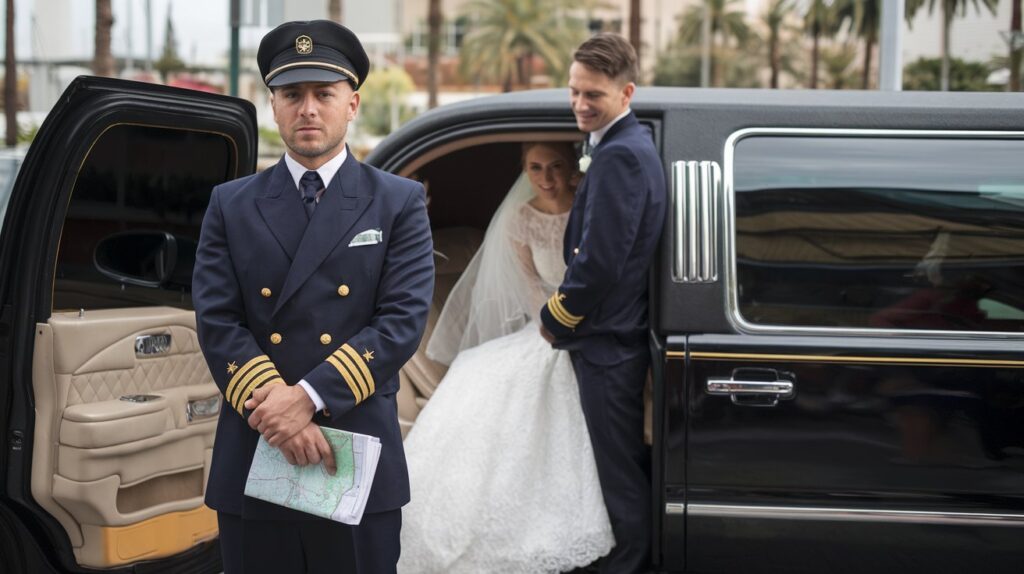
left=578, top=153, right=592, bottom=173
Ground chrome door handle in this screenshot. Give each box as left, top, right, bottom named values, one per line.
left=706, top=368, right=796, bottom=407
left=706, top=379, right=794, bottom=397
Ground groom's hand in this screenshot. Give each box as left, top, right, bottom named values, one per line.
left=540, top=325, right=556, bottom=344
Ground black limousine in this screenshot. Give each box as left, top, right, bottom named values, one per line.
left=1, top=76, right=1022, bottom=573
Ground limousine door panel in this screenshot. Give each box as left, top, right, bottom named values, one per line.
left=682, top=335, right=1024, bottom=573
left=0, top=77, right=256, bottom=572
left=666, top=127, right=1024, bottom=573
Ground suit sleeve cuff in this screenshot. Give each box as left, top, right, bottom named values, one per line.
left=297, top=379, right=327, bottom=411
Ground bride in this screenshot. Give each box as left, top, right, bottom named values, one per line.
left=399, top=142, right=613, bottom=573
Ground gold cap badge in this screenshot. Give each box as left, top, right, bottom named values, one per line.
left=295, top=35, right=313, bottom=55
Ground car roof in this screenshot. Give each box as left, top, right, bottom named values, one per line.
left=368, top=87, right=1024, bottom=168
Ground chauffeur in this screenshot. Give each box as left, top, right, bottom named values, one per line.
left=193, top=20, right=434, bottom=574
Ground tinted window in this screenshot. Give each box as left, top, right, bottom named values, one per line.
left=733, top=135, right=1024, bottom=333
left=54, top=124, right=235, bottom=310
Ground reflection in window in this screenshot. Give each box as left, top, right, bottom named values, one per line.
left=733, top=135, right=1024, bottom=333
left=54, top=125, right=234, bottom=310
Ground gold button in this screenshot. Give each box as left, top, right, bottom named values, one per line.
left=270, top=333, right=282, bottom=344
left=573, top=247, right=580, bottom=255
left=337, top=284, right=350, bottom=297
left=261, top=288, right=272, bottom=298
left=320, top=333, right=332, bottom=345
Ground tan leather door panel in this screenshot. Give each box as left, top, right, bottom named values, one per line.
left=31, top=307, right=219, bottom=568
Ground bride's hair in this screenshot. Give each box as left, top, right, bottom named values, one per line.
left=521, top=141, right=577, bottom=167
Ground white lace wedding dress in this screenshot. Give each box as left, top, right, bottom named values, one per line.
left=399, top=203, right=613, bottom=574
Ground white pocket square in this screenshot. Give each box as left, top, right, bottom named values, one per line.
left=349, top=228, right=383, bottom=247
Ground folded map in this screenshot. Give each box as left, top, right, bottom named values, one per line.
left=244, top=427, right=381, bottom=525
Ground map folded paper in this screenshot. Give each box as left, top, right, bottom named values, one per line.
left=244, top=427, right=381, bottom=525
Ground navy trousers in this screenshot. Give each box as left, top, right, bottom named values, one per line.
left=571, top=350, right=652, bottom=574
left=218, top=509, right=401, bottom=574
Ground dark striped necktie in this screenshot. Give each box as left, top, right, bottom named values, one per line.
left=299, top=170, right=323, bottom=219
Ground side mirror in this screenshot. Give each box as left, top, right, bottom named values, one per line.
left=93, top=231, right=196, bottom=289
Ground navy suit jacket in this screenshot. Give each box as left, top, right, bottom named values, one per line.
left=193, top=152, right=434, bottom=519
left=540, top=112, right=666, bottom=365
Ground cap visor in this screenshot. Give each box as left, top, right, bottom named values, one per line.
left=267, top=68, right=350, bottom=87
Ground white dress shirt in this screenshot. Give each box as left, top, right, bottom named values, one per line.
left=589, top=108, right=632, bottom=148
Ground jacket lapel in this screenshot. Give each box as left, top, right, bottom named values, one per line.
left=273, top=152, right=373, bottom=316
left=255, top=159, right=306, bottom=261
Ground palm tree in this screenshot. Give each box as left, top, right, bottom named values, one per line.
left=630, top=0, right=641, bottom=61
left=762, top=0, right=797, bottom=88
left=328, top=0, right=342, bottom=22
left=925, top=0, right=998, bottom=91
left=94, top=0, right=114, bottom=77
left=679, top=0, right=751, bottom=87
left=5, top=0, right=15, bottom=146
left=458, top=0, right=587, bottom=92
left=1010, top=0, right=1021, bottom=91
left=821, top=42, right=857, bottom=88
left=835, top=1, right=924, bottom=89
left=804, top=0, right=839, bottom=89
left=428, top=0, right=442, bottom=108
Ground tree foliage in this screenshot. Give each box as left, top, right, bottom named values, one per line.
left=357, top=67, right=417, bottom=136
left=458, top=0, right=589, bottom=91
left=903, top=56, right=999, bottom=91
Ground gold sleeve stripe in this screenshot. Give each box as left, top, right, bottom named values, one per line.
left=340, top=344, right=376, bottom=396
left=547, top=294, right=583, bottom=328
left=225, top=356, right=270, bottom=405
left=326, top=355, right=365, bottom=403
left=332, top=348, right=371, bottom=398
left=237, top=376, right=285, bottom=413
left=551, top=293, right=584, bottom=323
left=227, top=363, right=275, bottom=408
left=232, top=368, right=282, bottom=414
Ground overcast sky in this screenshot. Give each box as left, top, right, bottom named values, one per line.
left=14, top=0, right=237, bottom=66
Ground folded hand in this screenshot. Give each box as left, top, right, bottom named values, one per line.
left=246, top=384, right=316, bottom=447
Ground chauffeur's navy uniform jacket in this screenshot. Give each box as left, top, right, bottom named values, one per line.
left=193, top=151, right=434, bottom=520
left=541, top=112, right=666, bottom=364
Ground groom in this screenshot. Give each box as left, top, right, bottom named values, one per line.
left=540, top=33, right=666, bottom=574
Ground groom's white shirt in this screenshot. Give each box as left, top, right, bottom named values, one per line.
left=589, top=108, right=632, bottom=148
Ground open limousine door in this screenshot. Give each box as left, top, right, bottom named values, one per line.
left=0, top=77, right=257, bottom=573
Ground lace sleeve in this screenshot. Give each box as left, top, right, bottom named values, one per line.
left=509, top=205, right=554, bottom=322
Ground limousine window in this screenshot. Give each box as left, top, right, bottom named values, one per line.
left=53, top=124, right=234, bottom=311
left=732, top=134, right=1024, bottom=333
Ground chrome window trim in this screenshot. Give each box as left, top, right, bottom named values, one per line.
left=723, top=127, right=1024, bottom=340
left=686, top=503, right=1024, bottom=527
left=671, top=160, right=721, bottom=283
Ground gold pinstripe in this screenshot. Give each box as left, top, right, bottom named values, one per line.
left=327, top=355, right=365, bottom=403
left=670, top=351, right=1024, bottom=368
left=225, top=356, right=270, bottom=405
left=340, top=344, right=375, bottom=396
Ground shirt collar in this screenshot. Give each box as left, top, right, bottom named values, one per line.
left=589, top=108, right=632, bottom=148
left=283, top=146, right=348, bottom=192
